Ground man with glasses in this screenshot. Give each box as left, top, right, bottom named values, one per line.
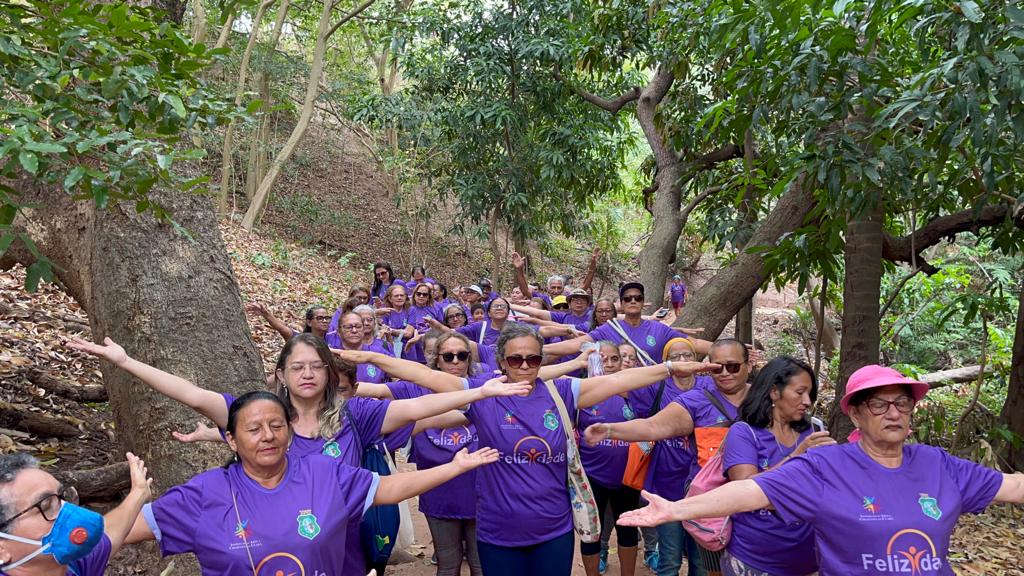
left=0, top=452, right=151, bottom=575
left=543, top=282, right=713, bottom=367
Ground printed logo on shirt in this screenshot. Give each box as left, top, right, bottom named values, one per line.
left=918, top=493, right=942, bottom=520
left=367, top=365, right=379, bottom=378
left=430, top=426, right=475, bottom=448
left=861, top=529, right=941, bottom=575
left=321, top=440, right=341, bottom=458
left=254, top=552, right=306, bottom=576
left=543, top=410, right=559, bottom=431
left=645, top=335, right=656, bottom=347
left=502, top=409, right=522, bottom=430
left=234, top=519, right=252, bottom=540
left=505, top=435, right=566, bottom=465
left=296, top=510, right=321, bottom=540
left=622, top=404, right=634, bottom=420
left=858, top=495, right=894, bottom=522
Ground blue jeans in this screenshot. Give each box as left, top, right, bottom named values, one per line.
left=478, top=530, right=574, bottom=576
left=656, top=521, right=705, bottom=576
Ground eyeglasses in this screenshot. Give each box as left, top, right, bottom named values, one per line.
left=415, top=292, right=431, bottom=297
left=313, top=315, right=331, bottom=322
left=340, top=323, right=363, bottom=332
left=863, top=396, right=916, bottom=415
left=375, top=270, right=389, bottom=277
left=439, top=351, right=471, bottom=363
left=287, top=361, right=329, bottom=373
left=446, top=313, right=467, bottom=321
left=490, top=304, right=508, bottom=311
left=667, top=351, right=695, bottom=361
left=505, top=354, right=543, bottom=368
left=621, top=295, right=644, bottom=303
left=712, top=362, right=744, bottom=374
left=0, top=486, right=77, bottom=529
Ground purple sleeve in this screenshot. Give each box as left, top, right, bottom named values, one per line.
left=477, top=344, right=498, bottom=370
left=652, top=322, right=681, bottom=344
left=751, top=455, right=823, bottom=524
left=531, top=291, right=552, bottom=306
left=549, top=311, right=569, bottom=324
left=71, top=533, right=111, bottom=575
left=386, top=380, right=427, bottom=401
left=722, top=422, right=760, bottom=474
left=216, top=393, right=237, bottom=441
left=149, top=479, right=204, bottom=555
left=457, top=322, right=481, bottom=341
left=942, top=450, right=1003, bottom=514
left=587, top=323, right=615, bottom=343
left=346, top=397, right=391, bottom=448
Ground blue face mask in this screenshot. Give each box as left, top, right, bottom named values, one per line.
left=0, top=502, right=104, bottom=570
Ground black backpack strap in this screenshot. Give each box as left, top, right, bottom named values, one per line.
left=649, top=381, right=668, bottom=417
left=702, top=388, right=734, bottom=424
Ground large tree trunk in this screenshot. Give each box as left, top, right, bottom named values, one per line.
left=1001, top=284, right=1024, bottom=471
left=637, top=162, right=683, bottom=313
left=2, top=179, right=266, bottom=573
left=830, top=205, right=885, bottom=441
left=674, top=176, right=816, bottom=339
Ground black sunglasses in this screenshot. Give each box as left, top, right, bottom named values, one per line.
left=415, top=291, right=431, bottom=297
left=505, top=354, right=543, bottom=368
left=440, top=351, right=471, bottom=363
left=621, top=295, right=644, bottom=303
left=712, top=362, right=744, bottom=374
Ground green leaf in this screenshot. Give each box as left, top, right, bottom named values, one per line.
left=0, top=233, right=15, bottom=257
left=832, top=0, right=852, bottom=17
left=246, top=99, right=264, bottom=114
left=18, top=150, right=38, bottom=174
left=25, top=260, right=50, bottom=292
left=23, top=141, right=68, bottom=154
left=156, top=153, right=172, bottom=169
left=958, top=0, right=983, bottom=23
left=163, top=94, right=186, bottom=118
left=1008, top=4, right=1024, bottom=24
left=64, top=166, right=86, bottom=190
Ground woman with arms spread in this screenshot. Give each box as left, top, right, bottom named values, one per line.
left=619, top=364, right=1024, bottom=576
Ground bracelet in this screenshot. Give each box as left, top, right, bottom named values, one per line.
left=605, top=424, right=613, bottom=440
left=664, top=360, right=673, bottom=377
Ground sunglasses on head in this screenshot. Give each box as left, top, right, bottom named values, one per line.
left=712, top=362, right=744, bottom=374
left=505, top=354, right=543, bottom=368
left=439, top=351, right=471, bottom=363
left=621, top=294, right=644, bottom=303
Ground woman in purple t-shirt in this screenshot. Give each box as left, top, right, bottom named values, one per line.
left=370, top=261, right=397, bottom=303
left=620, top=365, right=1024, bottom=576
left=123, top=390, right=498, bottom=575
left=720, top=357, right=836, bottom=576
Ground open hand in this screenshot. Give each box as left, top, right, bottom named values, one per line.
left=480, top=375, right=532, bottom=398
left=616, top=490, right=677, bottom=527
left=171, top=421, right=222, bottom=444
left=453, top=447, right=499, bottom=471
left=244, top=302, right=268, bottom=316
left=583, top=423, right=611, bottom=447
left=125, top=452, right=153, bottom=501
left=511, top=251, right=525, bottom=270
left=67, top=336, right=129, bottom=366
left=331, top=348, right=370, bottom=364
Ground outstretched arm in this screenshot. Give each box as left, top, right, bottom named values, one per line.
left=68, top=337, right=228, bottom=428
left=245, top=302, right=294, bottom=341
left=103, top=453, right=152, bottom=555
left=413, top=411, right=470, bottom=435
left=996, top=472, right=1024, bottom=504
left=374, top=447, right=497, bottom=504
left=617, top=484, right=770, bottom=527
left=380, top=376, right=530, bottom=433
left=581, top=247, right=600, bottom=293
left=332, top=349, right=463, bottom=393
left=542, top=334, right=594, bottom=358
left=577, top=361, right=715, bottom=408
left=510, top=304, right=553, bottom=321
left=511, top=251, right=533, bottom=301
left=583, top=402, right=694, bottom=446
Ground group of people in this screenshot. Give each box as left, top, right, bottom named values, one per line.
left=2, top=254, right=1021, bottom=576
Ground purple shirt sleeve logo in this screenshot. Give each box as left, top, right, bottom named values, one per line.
left=296, top=510, right=321, bottom=540
left=917, top=493, right=942, bottom=520
left=321, top=441, right=341, bottom=458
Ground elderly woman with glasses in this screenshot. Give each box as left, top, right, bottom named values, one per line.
left=583, top=339, right=752, bottom=576
left=620, top=364, right=1024, bottom=576
left=340, top=322, right=719, bottom=576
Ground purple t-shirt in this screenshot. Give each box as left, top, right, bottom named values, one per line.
left=670, top=282, right=686, bottom=303
left=475, top=344, right=499, bottom=372
left=722, top=422, right=816, bottom=575
left=753, top=442, right=1002, bottom=576
left=588, top=320, right=681, bottom=366
left=464, top=375, right=581, bottom=546
left=458, top=320, right=502, bottom=346
left=551, top=309, right=593, bottom=329
left=629, top=376, right=714, bottom=417
left=145, top=453, right=378, bottom=575
left=388, top=381, right=478, bottom=519
left=636, top=378, right=710, bottom=499
left=404, top=303, right=443, bottom=363
left=577, top=394, right=632, bottom=489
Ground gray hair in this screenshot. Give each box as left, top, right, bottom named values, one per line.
left=547, top=275, right=565, bottom=285
left=353, top=304, right=375, bottom=316
left=0, top=453, right=39, bottom=524
left=496, top=322, right=544, bottom=363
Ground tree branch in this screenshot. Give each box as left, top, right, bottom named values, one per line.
left=680, top=185, right=723, bottom=222
left=552, top=65, right=640, bottom=114
left=682, top=144, right=742, bottom=175
left=636, top=67, right=676, bottom=167
left=881, top=204, right=1014, bottom=274
left=326, top=0, right=377, bottom=39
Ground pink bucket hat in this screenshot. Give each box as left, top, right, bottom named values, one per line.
left=840, top=365, right=929, bottom=415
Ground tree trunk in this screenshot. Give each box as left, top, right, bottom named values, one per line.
left=2, top=179, right=264, bottom=573
left=218, top=0, right=275, bottom=215
left=1001, top=283, right=1024, bottom=471
left=830, top=205, right=885, bottom=441
left=674, top=175, right=816, bottom=339
left=807, top=276, right=840, bottom=358
left=735, top=301, right=754, bottom=345
left=190, top=0, right=208, bottom=45
left=213, top=9, right=236, bottom=50
left=241, top=0, right=333, bottom=230
left=637, top=162, right=683, bottom=313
